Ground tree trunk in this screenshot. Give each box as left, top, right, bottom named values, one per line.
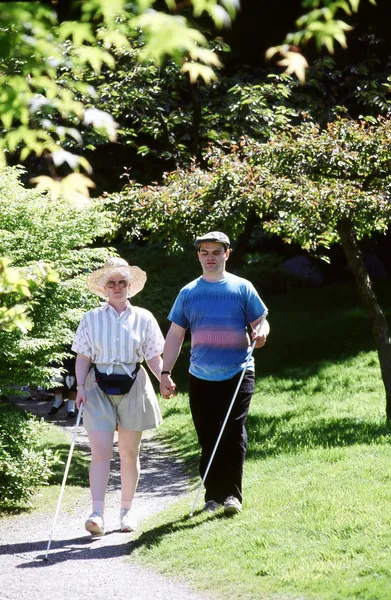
left=229, top=212, right=256, bottom=270
left=338, top=217, right=391, bottom=420
left=188, top=81, right=202, bottom=162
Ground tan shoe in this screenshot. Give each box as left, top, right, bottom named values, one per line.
left=120, top=509, right=137, bottom=532
left=223, top=496, right=242, bottom=516
left=85, top=512, right=104, bottom=535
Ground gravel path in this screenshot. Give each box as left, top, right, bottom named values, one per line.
left=0, top=398, right=213, bottom=600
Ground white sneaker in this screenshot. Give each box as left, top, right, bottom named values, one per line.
left=120, top=509, right=137, bottom=532
left=223, top=496, right=242, bottom=516
left=85, top=511, right=105, bottom=535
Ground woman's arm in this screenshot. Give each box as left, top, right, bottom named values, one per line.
left=146, top=355, right=163, bottom=381
left=75, top=353, right=91, bottom=408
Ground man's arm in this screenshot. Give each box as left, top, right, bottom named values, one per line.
left=250, top=316, right=270, bottom=349
left=160, top=322, right=187, bottom=398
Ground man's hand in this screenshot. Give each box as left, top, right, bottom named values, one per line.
left=251, top=317, right=270, bottom=348
left=160, top=374, right=176, bottom=399
left=252, top=329, right=267, bottom=348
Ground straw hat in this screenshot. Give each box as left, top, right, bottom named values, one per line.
left=86, top=257, right=147, bottom=298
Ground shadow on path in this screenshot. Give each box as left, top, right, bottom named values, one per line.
left=0, top=512, right=208, bottom=568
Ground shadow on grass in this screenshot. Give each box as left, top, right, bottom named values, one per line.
left=154, top=429, right=199, bottom=478
left=127, top=511, right=225, bottom=557
left=246, top=411, right=391, bottom=459
left=47, top=445, right=90, bottom=487
left=153, top=410, right=391, bottom=474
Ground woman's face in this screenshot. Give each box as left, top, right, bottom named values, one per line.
left=104, top=274, right=131, bottom=301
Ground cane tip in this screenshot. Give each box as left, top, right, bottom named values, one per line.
left=42, top=556, right=49, bottom=562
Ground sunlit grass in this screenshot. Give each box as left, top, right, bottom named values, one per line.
left=130, top=282, right=391, bottom=599
left=3, top=280, right=391, bottom=598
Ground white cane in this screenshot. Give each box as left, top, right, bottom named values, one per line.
left=189, top=312, right=268, bottom=516
left=43, top=403, right=84, bottom=561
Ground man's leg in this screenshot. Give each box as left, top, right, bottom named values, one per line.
left=189, top=375, right=222, bottom=503
left=217, top=371, right=254, bottom=504
left=48, top=387, right=65, bottom=415
left=64, top=363, right=77, bottom=418
left=189, top=371, right=254, bottom=505
left=66, top=390, right=77, bottom=417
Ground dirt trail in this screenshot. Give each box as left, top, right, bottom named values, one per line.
left=0, top=397, right=212, bottom=600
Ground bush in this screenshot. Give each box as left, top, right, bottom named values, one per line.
left=0, top=407, right=59, bottom=507
left=0, top=166, right=116, bottom=392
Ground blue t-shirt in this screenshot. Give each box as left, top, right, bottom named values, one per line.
left=168, top=273, right=267, bottom=381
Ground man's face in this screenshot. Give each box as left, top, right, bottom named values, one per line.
left=197, top=242, right=229, bottom=275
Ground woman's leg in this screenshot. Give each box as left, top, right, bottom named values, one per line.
left=117, top=427, right=143, bottom=510
left=87, top=430, right=114, bottom=513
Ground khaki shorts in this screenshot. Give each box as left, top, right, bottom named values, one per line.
left=83, top=365, right=162, bottom=432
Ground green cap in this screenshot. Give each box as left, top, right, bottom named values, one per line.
left=194, top=231, right=230, bottom=250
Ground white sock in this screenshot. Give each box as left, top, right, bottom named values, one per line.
left=92, top=501, right=104, bottom=515
left=52, top=394, right=63, bottom=409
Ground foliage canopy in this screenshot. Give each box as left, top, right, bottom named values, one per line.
left=113, top=115, right=391, bottom=254
left=0, top=167, right=115, bottom=391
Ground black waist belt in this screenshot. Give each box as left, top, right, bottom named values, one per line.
left=94, top=363, right=140, bottom=396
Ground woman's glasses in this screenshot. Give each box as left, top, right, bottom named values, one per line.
left=105, top=280, right=129, bottom=289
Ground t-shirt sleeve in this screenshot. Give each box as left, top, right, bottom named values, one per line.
left=142, top=316, right=165, bottom=360
left=71, top=317, right=92, bottom=358
left=245, top=283, right=268, bottom=323
left=168, top=290, right=190, bottom=329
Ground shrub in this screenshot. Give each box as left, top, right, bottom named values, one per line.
left=0, top=166, right=116, bottom=392
left=0, top=407, right=59, bottom=507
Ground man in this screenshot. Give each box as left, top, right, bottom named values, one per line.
left=160, top=231, right=269, bottom=516
left=48, top=349, right=78, bottom=418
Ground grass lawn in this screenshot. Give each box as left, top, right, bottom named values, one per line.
left=33, top=421, right=90, bottom=514
left=0, top=403, right=89, bottom=517
left=128, top=282, right=391, bottom=600
left=2, top=278, right=391, bottom=598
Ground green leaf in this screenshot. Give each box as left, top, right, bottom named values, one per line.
left=58, top=22, right=95, bottom=45
left=77, top=47, right=116, bottom=74
left=181, top=62, right=218, bottom=84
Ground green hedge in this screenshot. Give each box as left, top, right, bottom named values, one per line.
left=0, top=405, right=59, bottom=507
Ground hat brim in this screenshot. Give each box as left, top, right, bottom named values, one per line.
left=86, top=265, right=147, bottom=298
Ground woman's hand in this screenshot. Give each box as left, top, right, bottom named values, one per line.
left=75, top=353, right=91, bottom=409
left=76, top=386, right=87, bottom=409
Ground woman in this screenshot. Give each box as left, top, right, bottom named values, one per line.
left=72, top=257, right=164, bottom=535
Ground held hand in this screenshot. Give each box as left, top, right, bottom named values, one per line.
left=160, top=374, right=176, bottom=399
left=76, top=389, right=87, bottom=409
